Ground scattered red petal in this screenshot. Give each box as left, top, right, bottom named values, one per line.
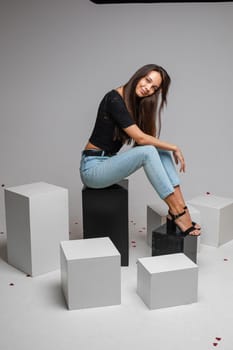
left=206, top=192, right=210, bottom=195
left=131, top=240, right=136, bottom=243
left=213, top=343, right=218, bottom=347
left=224, top=258, right=228, bottom=261
left=216, top=338, right=222, bottom=341
left=9, top=283, right=14, bottom=286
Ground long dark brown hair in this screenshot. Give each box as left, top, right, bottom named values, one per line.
left=114, top=64, right=171, bottom=144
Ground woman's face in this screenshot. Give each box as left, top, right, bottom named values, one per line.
left=135, top=70, right=162, bottom=98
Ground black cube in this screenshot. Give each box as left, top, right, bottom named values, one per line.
left=82, top=179, right=129, bottom=266
left=152, top=223, right=198, bottom=263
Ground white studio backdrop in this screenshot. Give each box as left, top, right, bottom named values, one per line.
left=0, top=0, right=233, bottom=237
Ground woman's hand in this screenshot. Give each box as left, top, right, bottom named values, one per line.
left=173, top=147, right=186, bottom=173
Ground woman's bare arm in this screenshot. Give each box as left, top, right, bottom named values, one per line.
left=124, top=124, right=186, bottom=172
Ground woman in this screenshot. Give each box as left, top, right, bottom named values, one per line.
left=80, top=64, right=201, bottom=236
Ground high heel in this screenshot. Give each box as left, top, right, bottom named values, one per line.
left=183, top=206, right=201, bottom=230
left=167, top=206, right=201, bottom=233
left=166, top=213, right=177, bottom=232
left=166, top=210, right=200, bottom=236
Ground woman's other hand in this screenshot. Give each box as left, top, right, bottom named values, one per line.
left=173, top=147, right=186, bottom=173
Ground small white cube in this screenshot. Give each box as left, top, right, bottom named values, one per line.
left=60, top=237, right=121, bottom=310
left=137, top=253, right=198, bottom=310
left=188, top=194, right=233, bottom=247
left=5, top=182, right=69, bottom=276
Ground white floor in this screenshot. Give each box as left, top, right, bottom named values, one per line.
left=0, top=223, right=232, bottom=350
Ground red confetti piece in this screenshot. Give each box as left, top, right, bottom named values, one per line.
left=206, top=192, right=210, bottom=195
left=216, top=338, right=221, bottom=341
left=131, top=240, right=136, bottom=243
left=213, top=343, right=218, bottom=347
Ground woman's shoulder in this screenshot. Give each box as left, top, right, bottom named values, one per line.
left=104, top=89, right=124, bottom=103
left=103, top=89, right=121, bottom=97
left=98, top=89, right=125, bottom=112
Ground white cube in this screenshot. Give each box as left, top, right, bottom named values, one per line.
left=60, top=237, right=121, bottom=310
left=5, top=182, right=69, bottom=276
left=137, top=253, right=198, bottom=310
left=186, top=204, right=201, bottom=228
left=188, top=194, right=233, bottom=247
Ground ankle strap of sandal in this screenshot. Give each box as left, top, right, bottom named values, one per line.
left=168, top=210, right=186, bottom=221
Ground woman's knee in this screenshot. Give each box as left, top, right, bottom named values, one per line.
left=133, top=145, right=160, bottom=165
left=140, top=145, right=159, bottom=160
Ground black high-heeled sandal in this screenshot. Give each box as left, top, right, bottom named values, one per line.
left=167, top=206, right=201, bottom=233
left=166, top=210, right=200, bottom=236
left=183, top=206, right=201, bottom=230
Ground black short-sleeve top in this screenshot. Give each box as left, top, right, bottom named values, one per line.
left=89, top=90, right=135, bottom=154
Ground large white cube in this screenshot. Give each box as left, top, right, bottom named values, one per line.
left=5, top=182, right=69, bottom=276
left=137, top=253, right=198, bottom=310
left=60, top=237, right=121, bottom=310
left=188, top=194, right=233, bottom=247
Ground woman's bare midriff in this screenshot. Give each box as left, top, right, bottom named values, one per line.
left=84, top=142, right=102, bottom=151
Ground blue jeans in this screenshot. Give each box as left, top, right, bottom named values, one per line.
left=79, top=145, right=180, bottom=199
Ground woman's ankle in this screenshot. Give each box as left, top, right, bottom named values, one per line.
left=164, top=194, right=184, bottom=215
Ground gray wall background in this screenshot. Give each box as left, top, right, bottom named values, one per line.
left=1, top=0, right=233, bottom=237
